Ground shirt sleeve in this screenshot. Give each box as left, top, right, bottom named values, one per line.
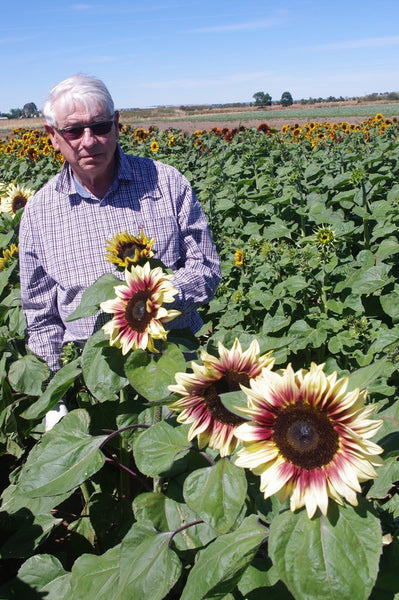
left=168, top=173, right=221, bottom=331
left=19, top=205, right=65, bottom=372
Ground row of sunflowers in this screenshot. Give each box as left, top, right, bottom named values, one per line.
left=0, top=114, right=398, bottom=599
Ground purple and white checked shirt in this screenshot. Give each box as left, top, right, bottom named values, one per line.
left=19, top=146, right=221, bottom=371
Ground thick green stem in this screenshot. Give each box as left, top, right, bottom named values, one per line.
left=361, top=181, right=370, bottom=250
left=153, top=405, right=163, bottom=493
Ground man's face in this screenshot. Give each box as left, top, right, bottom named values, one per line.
left=45, top=101, right=119, bottom=183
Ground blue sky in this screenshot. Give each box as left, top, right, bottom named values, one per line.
left=2, top=0, right=399, bottom=112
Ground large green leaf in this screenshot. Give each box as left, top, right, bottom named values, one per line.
left=346, top=358, right=388, bottom=392
left=116, top=528, right=182, bottom=600
left=164, top=497, right=218, bottom=551
left=20, top=359, right=82, bottom=420
left=65, top=272, right=121, bottom=321
left=184, top=459, right=248, bottom=533
left=0, top=554, right=71, bottom=600
left=8, top=353, right=49, bottom=396
left=180, top=515, right=267, bottom=600
left=133, top=421, right=190, bottom=477
left=70, top=544, right=120, bottom=599
left=81, top=331, right=128, bottom=402
left=18, top=409, right=107, bottom=497
left=124, top=343, right=186, bottom=402
left=269, top=502, right=382, bottom=600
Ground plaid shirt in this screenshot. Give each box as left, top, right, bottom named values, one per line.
left=19, top=146, right=221, bottom=371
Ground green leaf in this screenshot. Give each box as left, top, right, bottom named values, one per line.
left=184, top=459, right=248, bottom=534
left=180, top=515, right=267, bottom=600
left=116, top=529, right=182, bottom=600
left=346, top=358, right=388, bottom=392
left=133, top=421, right=190, bottom=477
left=65, top=272, right=121, bottom=321
left=20, top=359, right=81, bottom=420
left=70, top=544, right=120, bottom=599
left=81, top=331, right=128, bottom=402
left=269, top=502, right=382, bottom=600
left=165, top=496, right=218, bottom=550
left=133, top=492, right=169, bottom=531
left=124, top=343, right=186, bottom=402
left=219, top=390, right=249, bottom=419
left=0, top=554, right=71, bottom=600
left=367, top=456, right=399, bottom=498
left=380, top=289, right=399, bottom=322
left=18, top=409, right=107, bottom=497
left=8, top=353, right=49, bottom=396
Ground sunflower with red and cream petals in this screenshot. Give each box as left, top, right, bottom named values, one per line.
left=168, top=338, right=274, bottom=457
left=100, top=262, right=180, bottom=354
left=234, top=362, right=384, bottom=518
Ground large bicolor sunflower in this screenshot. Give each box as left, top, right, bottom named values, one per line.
left=168, top=339, right=275, bottom=457
left=234, top=362, right=384, bottom=518
left=100, top=262, right=180, bottom=354
left=0, top=182, right=34, bottom=216
left=105, top=230, right=155, bottom=268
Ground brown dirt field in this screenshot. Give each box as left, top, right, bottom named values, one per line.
left=0, top=101, right=397, bottom=137
left=127, top=116, right=377, bottom=134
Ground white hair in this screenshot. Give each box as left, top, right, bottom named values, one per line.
left=43, top=74, right=115, bottom=126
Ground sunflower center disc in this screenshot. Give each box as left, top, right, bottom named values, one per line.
left=203, top=370, right=248, bottom=426
left=273, top=404, right=339, bottom=470
left=122, top=243, right=140, bottom=260
left=132, top=299, right=147, bottom=321
left=286, top=420, right=319, bottom=452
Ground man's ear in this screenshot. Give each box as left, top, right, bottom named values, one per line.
left=44, top=124, right=60, bottom=150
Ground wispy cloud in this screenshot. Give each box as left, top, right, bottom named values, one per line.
left=192, top=16, right=285, bottom=34
left=70, top=3, right=92, bottom=9
left=313, top=35, right=399, bottom=51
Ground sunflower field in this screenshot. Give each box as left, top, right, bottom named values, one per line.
left=0, top=114, right=399, bottom=599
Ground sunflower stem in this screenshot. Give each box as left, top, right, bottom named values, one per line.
left=153, top=405, right=163, bottom=493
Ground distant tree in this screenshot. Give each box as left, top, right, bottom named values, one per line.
left=9, top=108, right=23, bottom=119
left=253, top=91, right=272, bottom=107
left=280, top=91, right=293, bottom=107
left=23, top=102, right=38, bottom=117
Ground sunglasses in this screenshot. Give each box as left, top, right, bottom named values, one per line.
left=56, top=119, right=115, bottom=141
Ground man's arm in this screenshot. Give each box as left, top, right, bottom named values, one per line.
left=169, top=175, right=221, bottom=330
left=19, top=208, right=65, bottom=372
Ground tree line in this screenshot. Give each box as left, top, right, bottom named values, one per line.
left=0, top=102, right=39, bottom=119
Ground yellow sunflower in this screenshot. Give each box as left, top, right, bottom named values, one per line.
left=0, top=243, right=18, bottom=271
left=234, top=362, right=384, bottom=518
left=234, top=250, right=244, bottom=266
left=0, top=182, right=34, bottom=216
left=314, top=225, right=336, bottom=250
left=100, top=262, right=180, bottom=354
left=105, top=230, right=155, bottom=268
left=150, top=140, right=159, bottom=153
left=168, top=339, right=275, bottom=457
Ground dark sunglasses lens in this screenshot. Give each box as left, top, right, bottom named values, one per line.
left=91, top=121, right=114, bottom=135
left=63, top=127, right=84, bottom=140
left=62, top=121, right=113, bottom=140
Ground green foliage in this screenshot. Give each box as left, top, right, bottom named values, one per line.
left=0, top=119, right=399, bottom=598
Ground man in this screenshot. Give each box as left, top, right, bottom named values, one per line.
left=19, top=74, right=221, bottom=377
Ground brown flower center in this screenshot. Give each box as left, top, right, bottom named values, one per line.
left=272, top=403, right=339, bottom=470
left=125, top=291, right=155, bottom=333
left=120, top=242, right=144, bottom=261
left=12, top=195, right=27, bottom=212
left=203, top=370, right=248, bottom=426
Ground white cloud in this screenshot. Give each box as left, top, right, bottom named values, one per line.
left=192, top=15, right=285, bottom=33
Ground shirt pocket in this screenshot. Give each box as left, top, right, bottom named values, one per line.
left=142, top=216, right=181, bottom=268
